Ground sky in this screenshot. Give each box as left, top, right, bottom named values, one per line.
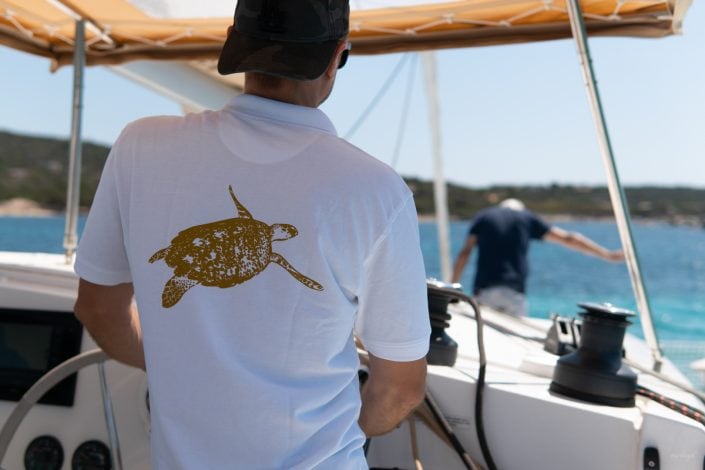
left=0, top=1, right=703, bottom=189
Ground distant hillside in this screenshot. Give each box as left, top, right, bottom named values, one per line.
left=0, top=130, right=109, bottom=209
left=406, top=178, right=705, bottom=224
left=2, top=130, right=704, bottom=224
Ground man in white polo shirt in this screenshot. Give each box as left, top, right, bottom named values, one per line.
left=73, top=1, right=430, bottom=468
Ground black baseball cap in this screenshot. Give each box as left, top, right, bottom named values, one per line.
left=218, top=0, right=350, bottom=80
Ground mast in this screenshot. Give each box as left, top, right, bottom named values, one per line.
left=565, top=0, right=663, bottom=369
left=421, top=52, right=452, bottom=282
left=62, top=19, right=86, bottom=264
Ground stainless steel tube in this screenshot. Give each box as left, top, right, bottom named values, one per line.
left=63, top=19, right=86, bottom=263
left=565, top=0, right=663, bottom=369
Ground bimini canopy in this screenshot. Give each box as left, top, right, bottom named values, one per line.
left=0, top=0, right=693, bottom=69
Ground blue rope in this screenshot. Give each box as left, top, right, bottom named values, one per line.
left=344, top=53, right=411, bottom=140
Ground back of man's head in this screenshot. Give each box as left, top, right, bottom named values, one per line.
left=218, top=0, right=350, bottom=81
left=498, top=198, right=526, bottom=211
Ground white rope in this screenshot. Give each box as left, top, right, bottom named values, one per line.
left=45, top=0, right=115, bottom=47
left=350, top=0, right=673, bottom=35
left=0, top=0, right=676, bottom=54
left=451, top=18, right=507, bottom=27
left=156, top=27, right=193, bottom=46
left=344, top=53, right=411, bottom=139
left=505, top=5, right=551, bottom=24
left=583, top=11, right=621, bottom=21
left=3, top=9, right=34, bottom=39
left=355, top=24, right=417, bottom=36
left=114, top=30, right=160, bottom=47
left=409, top=18, right=454, bottom=33
left=613, top=0, right=627, bottom=17
left=391, top=53, right=417, bottom=170
left=85, top=34, right=103, bottom=47
left=189, top=32, right=223, bottom=42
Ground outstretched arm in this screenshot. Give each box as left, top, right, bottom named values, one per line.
left=543, top=227, right=624, bottom=262
left=358, top=353, right=426, bottom=437
left=74, top=279, right=146, bottom=370
left=451, top=235, right=477, bottom=283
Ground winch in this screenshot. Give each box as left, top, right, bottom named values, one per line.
left=426, top=280, right=460, bottom=367
left=550, top=302, right=637, bottom=407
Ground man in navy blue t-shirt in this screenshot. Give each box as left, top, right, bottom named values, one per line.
left=451, top=199, right=623, bottom=316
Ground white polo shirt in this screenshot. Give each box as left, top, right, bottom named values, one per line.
left=75, top=94, right=430, bottom=469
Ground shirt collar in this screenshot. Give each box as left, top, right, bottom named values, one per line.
left=224, top=94, right=338, bottom=137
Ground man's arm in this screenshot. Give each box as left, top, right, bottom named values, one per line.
left=74, top=279, right=146, bottom=370
left=543, top=227, right=624, bottom=262
left=451, top=235, right=477, bottom=283
left=359, top=353, right=426, bottom=437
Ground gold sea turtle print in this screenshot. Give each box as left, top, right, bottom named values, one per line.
left=149, top=185, right=324, bottom=308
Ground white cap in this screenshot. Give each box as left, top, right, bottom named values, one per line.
left=499, top=198, right=526, bottom=211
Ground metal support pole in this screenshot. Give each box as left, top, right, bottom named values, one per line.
left=565, top=0, right=663, bottom=369
left=98, top=363, right=124, bottom=470
left=421, top=52, right=452, bottom=282
left=63, top=19, right=86, bottom=264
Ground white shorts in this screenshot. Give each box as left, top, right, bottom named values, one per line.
left=476, top=286, right=528, bottom=317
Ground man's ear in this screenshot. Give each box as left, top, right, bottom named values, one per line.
left=324, top=41, right=348, bottom=78
left=226, top=25, right=233, bottom=36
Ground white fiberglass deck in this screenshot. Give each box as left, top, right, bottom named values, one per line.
left=1, top=251, right=704, bottom=469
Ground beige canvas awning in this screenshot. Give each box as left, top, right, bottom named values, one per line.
left=0, top=0, right=692, bottom=69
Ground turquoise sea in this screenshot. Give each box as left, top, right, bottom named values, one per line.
left=2, top=216, right=704, bottom=382
left=429, top=219, right=705, bottom=386
left=420, top=220, right=705, bottom=342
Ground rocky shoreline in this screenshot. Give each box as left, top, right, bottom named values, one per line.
left=0, top=198, right=60, bottom=217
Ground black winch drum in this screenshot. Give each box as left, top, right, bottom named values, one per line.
left=550, top=302, right=637, bottom=407
left=426, top=280, right=459, bottom=367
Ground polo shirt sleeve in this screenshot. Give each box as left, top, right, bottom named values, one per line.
left=468, top=216, right=482, bottom=236
left=529, top=212, right=551, bottom=240
left=74, top=129, right=132, bottom=286
left=354, top=195, right=431, bottom=362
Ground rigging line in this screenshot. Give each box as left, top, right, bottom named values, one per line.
left=46, top=0, right=116, bottom=46
left=344, top=53, right=410, bottom=140
left=636, top=385, right=705, bottom=427
left=391, top=53, right=418, bottom=170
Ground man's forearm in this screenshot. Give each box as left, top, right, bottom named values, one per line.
left=74, top=280, right=146, bottom=370
left=546, top=228, right=623, bottom=262
left=357, top=355, right=427, bottom=437
left=563, top=232, right=621, bottom=260
left=80, top=304, right=145, bottom=370
left=359, top=378, right=422, bottom=437
left=451, top=254, right=468, bottom=284
left=452, top=237, right=476, bottom=284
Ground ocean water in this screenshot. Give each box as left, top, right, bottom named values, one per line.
left=0, top=216, right=86, bottom=253
left=427, top=219, right=705, bottom=385
left=421, top=220, right=705, bottom=342
left=2, top=216, right=704, bottom=380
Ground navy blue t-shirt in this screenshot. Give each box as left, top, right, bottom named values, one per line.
left=469, top=207, right=550, bottom=294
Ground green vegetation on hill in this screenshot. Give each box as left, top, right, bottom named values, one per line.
left=407, top=178, right=705, bottom=223
left=0, top=131, right=109, bottom=208
left=1, top=130, right=704, bottom=224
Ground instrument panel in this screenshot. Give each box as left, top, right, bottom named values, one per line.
left=0, top=308, right=83, bottom=407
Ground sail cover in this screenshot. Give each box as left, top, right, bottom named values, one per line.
left=0, top=0, right=692, bottom=68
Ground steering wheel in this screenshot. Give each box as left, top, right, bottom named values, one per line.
left=0, top=349, right=124, bottom=470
